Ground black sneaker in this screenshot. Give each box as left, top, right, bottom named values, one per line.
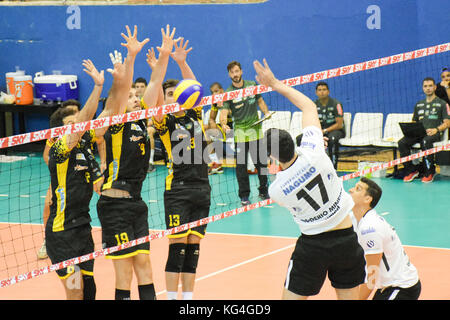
left=259, top=193, right=270, bottom=200
left=240, top=197, right=251, bottom=206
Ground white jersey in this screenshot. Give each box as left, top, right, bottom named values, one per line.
left=355, top=209, right=419, bottom=289
left=269, top=126, right=354, bottom=235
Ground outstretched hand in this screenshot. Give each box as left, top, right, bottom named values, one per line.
left=146, top=47, right=158, bottom=70
left=106, top=50, right=126, bottom=80
left=156, top=24, right=180, bottom=57
left=82, top=59, right=104, bottom=86
left=253, top=58, right=278, bottom=88
left=170, top=37, right=193, bottom=63
left=121, top=25, right=150, bottom=57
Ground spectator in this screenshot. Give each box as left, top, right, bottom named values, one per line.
left=296, top=82, right=345, bottom=169
left=219, top=60, right=271, bottom=206
left=399, top=77, right=450, bottom=183
left=435, top=67, right=450, bottom=105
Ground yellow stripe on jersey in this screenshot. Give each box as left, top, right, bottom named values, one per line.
left=53, top=159, right=69, bottom=232
left=103, top=125, right=124, bottom=190
left=140, top=97, right=149, bottom=110
left=160, top=130, right=174, bottom=191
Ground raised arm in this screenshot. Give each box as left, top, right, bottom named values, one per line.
left=253, top=58, right=321, bottom=130
left=170, top=37, right=195, bottom=80
left=142, top=24, right=177, bottom=123
left=145, top=47, right=165, bottom=108
left=95, top=25, right=149, bottom=137
left=64, top=59, right=104, bottom=151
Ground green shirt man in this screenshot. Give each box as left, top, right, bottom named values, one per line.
left=220, top=61, right=270, bottom=143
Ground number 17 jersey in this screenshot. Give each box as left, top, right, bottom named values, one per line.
left=268, top=126, right=354, bottom=235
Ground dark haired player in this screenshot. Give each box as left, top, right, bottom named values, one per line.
left=141, top=25, right=210, bottom=300
left=95, top=26, right=157, bottom=300
left=46, top=59, right=104, bottom=300
left=254, top=58, right=365, bottom=300
left=349, top=177, right=421, bottom=300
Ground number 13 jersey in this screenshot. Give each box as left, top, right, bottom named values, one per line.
left=269, top=126, right=354, bottom=235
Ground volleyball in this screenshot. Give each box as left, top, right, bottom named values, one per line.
left=173, top=79, right=204, bottom=110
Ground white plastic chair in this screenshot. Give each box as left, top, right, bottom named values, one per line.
left=289, top=111, right=303, bottom=141
left=339, top=112, right=384, bottom=146
left=343, top=112, right=352, bottom=138
left=373, top=113, right=413, bottom=147
left=262, top=111, right=292, bottom=132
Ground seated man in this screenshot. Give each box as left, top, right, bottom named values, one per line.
left=399, top=77, right=450, bottom=183
left=296, top=82, right=345, bottom=169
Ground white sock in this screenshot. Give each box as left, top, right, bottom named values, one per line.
left=150, top=149, right=155, bottom=164
left=182, top=292, right=193, bottom=300
left=167, top=291, right=178, bottom=300
left=209, top=152, right=218, bottom=163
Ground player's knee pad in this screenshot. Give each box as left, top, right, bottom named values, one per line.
left=165, top=243, right=186, bottom=273
left=181, top=243, right=200, bottom=274
left=82, top=275, right=96, bottom=300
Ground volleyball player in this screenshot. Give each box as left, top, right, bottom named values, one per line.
left=46, top=59, right=105, bottom=300
left=94, top=26, right=157, bottom=300
left=349, top=177, right=421, bottom=300
left=254, top=58, right=366, bottom=300
left=38, top=101, right=105, bottom=260
left=141, top=25, right=210, bottom=300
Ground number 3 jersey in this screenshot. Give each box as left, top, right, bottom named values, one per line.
left=101, top=119, right=150, bottom=198
left=268, top=126, right=354, bottom=235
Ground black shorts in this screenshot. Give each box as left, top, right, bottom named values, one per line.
left=45, top=223, right=94, bottom=279
left=97, top=195, right=150, bottom=259
left=164, top=185, right=211, bottom=239
left=285, top=227, right=366, bottom=296
left=373, top=280, right=421, bottom=300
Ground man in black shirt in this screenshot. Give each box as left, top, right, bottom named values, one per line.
left=142, top=25, right=210, bottom=300
left=95, top=25, right=157, bottom=300
left=436, top=67, right=450, bottom=105
left=46, top=59, right=104, bottom=300
left=400, top=77, right=450, bottom=183
left=296, top=82, right=345, bottom=169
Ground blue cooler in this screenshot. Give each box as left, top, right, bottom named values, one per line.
left=33, top=72, right=79, bottom=102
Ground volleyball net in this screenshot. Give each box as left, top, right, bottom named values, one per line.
left=0, top=42, right=449, bottom=288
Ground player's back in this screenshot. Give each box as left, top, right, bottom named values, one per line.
left=269, top=126, right=354, bottom=235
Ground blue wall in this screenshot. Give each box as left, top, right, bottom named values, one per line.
left=1, top=0, right=449, bottom=133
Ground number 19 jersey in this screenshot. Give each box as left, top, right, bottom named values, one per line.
left=268, top=126, right=354, bottom=235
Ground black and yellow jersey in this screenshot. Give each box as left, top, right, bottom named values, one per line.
left=152, top=107, right=209, bottom=190
left=211, top=103, right=233, bottom=126
left=46, top=137, right=57, bottom=148
left=101, top=119, right=150, bottom=198
left=47, top=130, right=100, bottom=232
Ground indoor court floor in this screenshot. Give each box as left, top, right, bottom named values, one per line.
left=0, top=157, right=449, bottom=300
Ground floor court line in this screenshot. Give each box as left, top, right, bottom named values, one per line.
left=1, top=226, right=450, bottom=299
left=156, top=242, right=296, bottom=297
